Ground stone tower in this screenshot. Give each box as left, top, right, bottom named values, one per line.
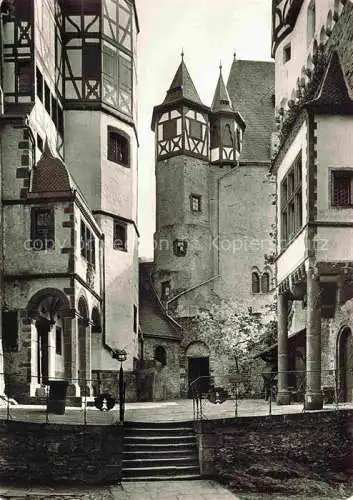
left=151, top=57, right=213, bottom=317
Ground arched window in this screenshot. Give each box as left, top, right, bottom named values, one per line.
left=252, top=272, right=260, bottom=294
left=155, top=345, right=167, bottom=366
left=261, top=272, right=270, bottom=293
left=92, top=307, right=102, bottom=333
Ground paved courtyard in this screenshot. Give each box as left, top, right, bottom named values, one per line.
left=0, top=480, right=240, bottom=499
left=0, top=398, right=352, bottom=425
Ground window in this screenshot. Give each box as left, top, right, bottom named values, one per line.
left=280, top=153, right=302, bottom=247
left=161, top=281, right=171, bottom=299
left=36, top=67, right=43, bottom=101
left=261, top=272, right=270, bottom=293
left=31, top=208, right=55, bottom=250
left=163, top=120, right=177, bottom=140
left=113, top=220, right=127, bottom=251
left=252, top=272, right=260, bottom=294
left=2, top=311, right=19, bottom=352
left=102, top=42, right=133, bottom=115
left=155, top=345, right=167, bottom=366
left=37, top=134, right=43, bottom=152
left=331, top=170, right=353, bottom=207
left=321, top=282, right=337, bottom=318
left=283, top=43, right=291, bottom=63
left=108, top=129, right=130, bottom=166
left=92, top=307, right=102, bottom=333
left=307, top=0, right=316, bottom=45
left=236, top=128, right=241, bottom=151
left=55, top=326, right=62, bottom=355
left=80, top=220, right=96, bottom=267
left=18, top=61, right=32, bottom=93
left=58, top=106, right=64, bottom=136
left=189, top=119, right=203, bottom=140
left=83, top=42, right=101, bottom=79
left=133, top=304, right=137, bottom=333
left=173, top=239, right=187, bottom=256
left=44, top=82, right=51, bottom=114
left=224, top=124, right=234, bottom=147
left=190, top=194, right=201, bottom=213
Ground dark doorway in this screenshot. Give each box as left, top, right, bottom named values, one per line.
left=339, top=327, right=353, bottom=402
left=35, top=316, right=51, bottom=384
left=188, top=357, right=210, bottom=398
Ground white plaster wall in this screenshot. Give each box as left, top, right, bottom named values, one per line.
left=316, top=227, right=353, bottom=261
left=275, top=0, right=338, bottom=108
left=277, top=229, right=307, bottom=283
left=100, top=113, right=138, bottom=221
left=316, top=115, right=353, bottom=221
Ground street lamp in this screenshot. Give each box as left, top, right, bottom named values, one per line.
left=112, top=349, right=127, bottom=422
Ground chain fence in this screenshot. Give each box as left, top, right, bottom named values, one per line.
left=190, top=369, right=353, bottom=422
left=0, top=374, right=125, bottom=425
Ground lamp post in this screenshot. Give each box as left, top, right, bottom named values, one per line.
left=112, top=349, right=127, bottom=423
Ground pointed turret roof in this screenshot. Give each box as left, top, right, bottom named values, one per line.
left=163, top=56, right=202, bottom=106
left=212, top=64, right=234, bottom=113
left=308, top=51, right=353, bottom=109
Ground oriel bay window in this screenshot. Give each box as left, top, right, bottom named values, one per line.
left=280, top=153, right=302, bottom=248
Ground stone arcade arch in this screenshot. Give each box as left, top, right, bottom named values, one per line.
left=337, top=327, right=353, bottom=402
left=26, top=288, right=70, bottom=396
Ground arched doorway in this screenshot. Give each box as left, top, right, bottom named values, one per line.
left=27, top=288, right=70, bottom=390
left=186, top=341, right=210, bottom=397
left=78, top=297, right=89, bottom=395
left=338, top=327, right=353, bottom=402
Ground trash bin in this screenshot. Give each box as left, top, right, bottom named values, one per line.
left=47, top=380, right=69, bottom=415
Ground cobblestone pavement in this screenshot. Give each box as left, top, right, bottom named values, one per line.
left=0, top=480, right=239, bottom=499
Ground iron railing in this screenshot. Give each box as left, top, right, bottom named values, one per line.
left=0, top=374, right=125, bottom=425
left=190, top=369, right=353, bottom=423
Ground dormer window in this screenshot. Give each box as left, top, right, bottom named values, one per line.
left=283, top=43, right=291, bottom=63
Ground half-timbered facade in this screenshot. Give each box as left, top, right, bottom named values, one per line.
left=272, top=0, right=353, bottom=409
left=0, top=0, right=139, bottom=403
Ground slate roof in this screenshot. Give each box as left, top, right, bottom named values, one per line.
left=212, top=68, right=234, bottom=113
left=227, top=59, right=275, bottom=162
left=139, top=262, right=181, bottom=341
left=163, top=60, right=203, bottom=106
left=31, top=141, right=73, bottom=193
left=309, top=51, right=353, bottom=108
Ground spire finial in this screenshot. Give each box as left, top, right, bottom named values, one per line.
left=233, top=51, right=237, bottom=61
left=219, top=60, right=222, bottom=73
left=181, top=49, right=184, bottom=62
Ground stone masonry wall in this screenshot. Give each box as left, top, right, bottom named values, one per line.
left=199, top=410, right=353, bottom=494
left=0, top=421, right=123, bottom=484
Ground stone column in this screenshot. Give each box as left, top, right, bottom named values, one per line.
left=277, top=293, right=290, bottom=404
left=305, top=266, right=323, bottom=410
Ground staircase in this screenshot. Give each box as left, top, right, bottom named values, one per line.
left=122, top=421, right=200, bottom=480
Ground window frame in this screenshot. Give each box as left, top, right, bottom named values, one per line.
left=161, top=281, right=171, bottom=299
left=252, top=271, right=260, bottom=294
left=107, top=127, right=130, bottom=167
left=331, top=169, right=353, bottom=208
left=163, top=119, right=178, bottom=140
left=31, top=207, right=55, bottom=251
left=173, top=239, right=187, bottom=257
left=113, top=219, right=127, bottom=251
left=18, top=60, right=32, bottom=94
left=280, top=153, right=303, bottom=249
left=80, top=219, right=96, bottom=268
left=189, top=118, right=203, bottom=140
left=190, top=194, right=202, bottom=213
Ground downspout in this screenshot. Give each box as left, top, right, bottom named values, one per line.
left=0, top=0, right=5, bottom=115
left=100, top=233, right=113, bottom=354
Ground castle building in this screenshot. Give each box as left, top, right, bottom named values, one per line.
left=0, top=0, right=139, bottom=403
left=272, top=0, right=353, bottom=409
left=139, top=56, right=276, bottom=400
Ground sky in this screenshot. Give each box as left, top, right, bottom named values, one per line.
left=135, top=0, right=273, bottom=259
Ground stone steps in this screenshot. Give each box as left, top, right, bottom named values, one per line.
left=122, top=422, right=200, bottom=480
